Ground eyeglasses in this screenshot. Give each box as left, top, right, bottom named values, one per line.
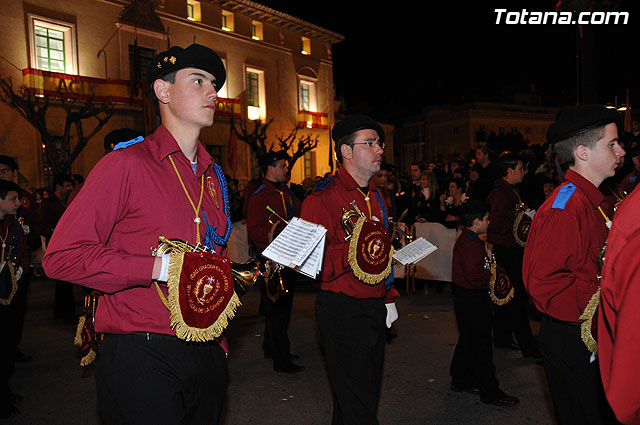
left=351, top=141, right=386, bottom=149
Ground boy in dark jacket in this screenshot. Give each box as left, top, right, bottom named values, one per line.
left=449, top=200, right=519, bottom=406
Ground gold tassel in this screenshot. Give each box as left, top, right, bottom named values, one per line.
left=165, top=251, right=242, bottom=342
left=489, top=263, right=514, bottom=306
left=74, top=315, right=86, bottom=346
left=80, top=350, right=96, bottom=367
left=0, top=262, right=18, bottom=306
left=513, top=211, right=527, bottom=248
left=347, top=216, right=393, bottom=285
left=579, top=288, right=600, bottom=355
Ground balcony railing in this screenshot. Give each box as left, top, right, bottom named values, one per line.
left=22, top=68, right=242, bottom=119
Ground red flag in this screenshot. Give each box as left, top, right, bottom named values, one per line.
left=227, top=125, right=237, bottom=174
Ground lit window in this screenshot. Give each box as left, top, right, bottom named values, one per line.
left=246, top=67, right=265, bottom=120
left=301, top=36, right=311, bottom=55
left=187, top=1, right=201, bottom=21
left=299, top=79, right=317, bottom=112
left=28, top=14, right=77, bottom=74
left=222, top=11, right=234, bottom=31
left=251, top=20, right=263, bottom=40
left=304, top=151, right=315, bottom=178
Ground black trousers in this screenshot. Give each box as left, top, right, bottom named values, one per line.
left=259, top=268, right=295, bottom=367
left=96, top=333, right=227, bottom=425
left=492, top=245, right=536, bottom=353
left=54, top=279, right=75, bottom=321
left=449, top=286, right=502, bottom=401
left=539, top=317, right=618, bottom=425
left=0, top=303, right=18, bottom=413
left=315, top=290, right=386, bottom=425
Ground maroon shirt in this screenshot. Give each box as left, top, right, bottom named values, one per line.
left=300, top=167, right=399, bottom=302
left=523, top=169, right=609, bottom=322
left=37, top=193, right=67, bottom=243
left=486, top=178, right=520, bottom=248
left=598, top=186, right=640, bottom=425
left=452, top=228, right=492, bottom=290
left=42, top=125, right=229, bottom=335
left=247, top=179, right=299, bottom=250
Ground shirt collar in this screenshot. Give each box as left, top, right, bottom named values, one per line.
left=335, top=167, right=380, bottom=194
left=462, top=227, right=480, bottom=240
left=564, top=169, right=605, bottom=207
left=153, top=125, right=213, bottom=175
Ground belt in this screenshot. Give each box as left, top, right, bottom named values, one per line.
left=542, top=314, right=581, bottom=327
left=135, top=332, right=178, bottom=341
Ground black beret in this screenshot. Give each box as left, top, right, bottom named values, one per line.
left=147, top=44, right=226, bottom=90
left=259, top=150, right=289, bottom=168
left=104, top=128, right=144, bottom=152
left=546, top=104, right=622, bottom=144
left=0, top=155, right=18, bottom=170
left=455, top=200, right=490, bottom=218
left=331, top=115, right=385, bottom=143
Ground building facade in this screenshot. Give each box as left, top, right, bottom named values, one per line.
left=396, top=101, right=559, bottom=169
left=0, top=0, right=344, bottom=188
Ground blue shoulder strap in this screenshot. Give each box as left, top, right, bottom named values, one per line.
left=552, top=183, right=576, bottom=210
left=253, top=184, right=266, bottom=195
left=113, top=136, right=144, bottom=151
left=373, top=190, right=389, bottom=229
left=314, top=177, right=334, bottom=191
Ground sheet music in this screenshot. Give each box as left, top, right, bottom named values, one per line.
left=292, top=235, right=325, bottom=278
left=262, top=217, right=326, bottom=271
left=392, top=237, right=438, bottom=266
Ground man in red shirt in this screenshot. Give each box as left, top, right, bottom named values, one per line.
left=523, top=104, right=624, bottom=425
left=599, top=181, right=640, bottom=425
left=301, top=115, right=399, bottom=425
left=246, top=151, right=303, bottom=373
left=43, top=44, right=231, bottom=424
left=487, top=153, right=539, bottom=358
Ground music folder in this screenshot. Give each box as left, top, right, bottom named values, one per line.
left=392, top=237, right=438, bottom=266
left=261, top=217, right=326, bottom=278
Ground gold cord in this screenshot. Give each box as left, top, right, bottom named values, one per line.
left=356, top=188, right=372, bottom=218
left=169, top=155, right=205, bottom=243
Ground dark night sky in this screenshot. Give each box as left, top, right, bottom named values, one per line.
left=260, top=0, right=639, bottom=124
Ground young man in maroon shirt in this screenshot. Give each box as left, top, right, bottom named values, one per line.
left=43, top=44, right=231, bottom=424
left=524, top=104, right=624, bottom=425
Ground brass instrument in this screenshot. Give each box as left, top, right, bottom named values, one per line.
left=341, top=201, right=366, bottom=241
left=151, top=235, right=264, bottom=297
left=262, top=206, right=289, bottom=301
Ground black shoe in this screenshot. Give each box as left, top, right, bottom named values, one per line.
left=15, top=348, right=33, bottom=363
left=273, top=362, right=305, bottom=373
left=482, top=394, right=520, bottom=406
left=522, top=346, right=542, bottom=359
left=0, top=404, right=19, bottom=419
left=495, top=342, right=520, bottom=350
left=450, top=383, right=480, bottom=395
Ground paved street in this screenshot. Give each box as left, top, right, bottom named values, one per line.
left=5, top=276, right=555, bottom=425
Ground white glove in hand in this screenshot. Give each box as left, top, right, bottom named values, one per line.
left=385, top=302, right=398, bottom=328
left=157, top=253, right=171, bottom=282
left=16, top=266, right=23, bottom=281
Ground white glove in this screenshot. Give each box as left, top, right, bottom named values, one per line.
left=157, top=253, right=171, bottom=282
left=22, top=224, right=30, bottom=235
left=16, top=266, right=23, bottom=281
left=385, top=302, right=398, bottom=328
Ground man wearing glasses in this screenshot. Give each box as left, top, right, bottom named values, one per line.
left=300, top=115, right=399, bottom=425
